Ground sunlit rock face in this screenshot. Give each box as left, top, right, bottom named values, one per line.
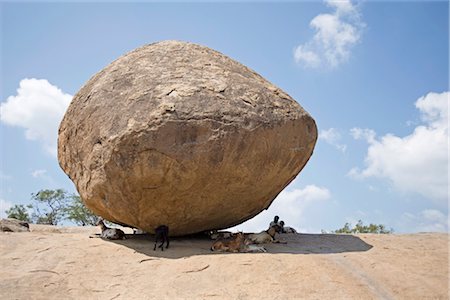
left=58, top=41, right=317, bottom=236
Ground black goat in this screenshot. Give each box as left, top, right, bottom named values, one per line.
left=154, top=225, right=169, bottom=251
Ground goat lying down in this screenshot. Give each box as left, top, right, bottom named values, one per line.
left=282, top=226, right=297, bottom=234
left=207, top=230, right=233, bottom=240
left=210, top=225, right=287, bottom=253
left=242, top=243, right=267, bottom=253
left=209, top=232, right=281, bottom=253
left=246, top=225, right=285, bottom=244
left=211, top=232, right=245, bottom=253
left=91, top=218, right=126, bottom=240
left=210, top=235, right=269, bottom=253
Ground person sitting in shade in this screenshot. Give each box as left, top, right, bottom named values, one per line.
left=269, top=215, right=280, bottom=228
left=279, top=221, right=298, bottom=234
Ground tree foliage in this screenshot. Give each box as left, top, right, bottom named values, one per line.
left=333, top=220, right=393, bottom=234
left=65, top=195, right=98, bottom=226
left=31, top=189, right=70, bottom=225
left=2, top=189, right=99, bottom=226
left=5, top=204, right=32, bottom=222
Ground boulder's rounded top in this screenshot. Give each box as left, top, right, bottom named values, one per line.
left=67, top=40, right=308, bottom=138
left=143, top=40, right=207, bottom=48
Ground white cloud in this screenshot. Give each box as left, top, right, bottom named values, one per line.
left=368, top=185, right=378, bottom=192
left=294, top=46, right=321, bottom=68
left=0, top=78, right=72, bottom=157
left=349, top=127, right=376, bottom=143
left=347, top=167, right=361, bottom=179
left=327, top=0, right=357, bottom=15
left=0, top=199, right=13, bottom=219
left=294, top=0, right=364, bottom=69
left=31, top=169, right=47, bottom=178
left=350, top=91, right=449, bottom=204
left=398, top=209, right=448, bottom=233
left=416, top=92, right=448, bottom=128
left=30, top=168, right=57, bottom=187
left=319, top=127, right=347, bottom=152
left=229, top=185, right=331, bottom=233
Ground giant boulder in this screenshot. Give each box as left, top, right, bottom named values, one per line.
left=58, top=40, right=317, bottom=236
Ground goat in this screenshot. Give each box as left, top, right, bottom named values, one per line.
left=207, top=230, right=233, bottom=240
left=242, top=243, right=267, bottom=253
left=96, top=218, right=126, bottom=240
left=279, top=221, right=297, bottom=233
left=282, top=226, right=297, bottom=234
left=211, top=232, right=245, bottom=253
left=154, top=225, right=169, bottom=251
left=246, top=224, right=283, bottom=244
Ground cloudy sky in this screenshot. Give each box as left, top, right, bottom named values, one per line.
left=1, top=1, right=448, bottom=233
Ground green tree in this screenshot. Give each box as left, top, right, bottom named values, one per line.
left=334, top=220, right=393, bottom=234
left=5, top=204, right=32, bottom=222
left=31, top=189, right=70, bottom=225
left=65, top=195, right=98, bottom=226
left=334, top=222, right=352, bottom=234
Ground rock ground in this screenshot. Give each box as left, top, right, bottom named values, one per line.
left=0, top=225, right=448, bottom=299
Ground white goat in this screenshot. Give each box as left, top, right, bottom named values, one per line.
left=208, top=230, right=232, bottom=240
left=242, top=243, right=267, bottom=253
left=283, top=226, right=297, bottom=234
left=279, top=221, right=297, bottom=234
left=96, top=218, right=126, bottom=240
left=247, top=225, right=281, bottom=244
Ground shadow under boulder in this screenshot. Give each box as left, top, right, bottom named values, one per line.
left=103, top=232, right=373, bottom=259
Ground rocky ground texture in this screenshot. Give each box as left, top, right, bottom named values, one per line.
left=1, top=225, right=448, bottom=299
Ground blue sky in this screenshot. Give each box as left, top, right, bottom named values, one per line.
left=1, top=1, right=448, bottom=233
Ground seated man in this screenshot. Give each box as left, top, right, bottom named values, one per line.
left=269, top=215, right=280, bottom=228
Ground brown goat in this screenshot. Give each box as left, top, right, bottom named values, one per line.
left=210, top=232, right=245, bottom=253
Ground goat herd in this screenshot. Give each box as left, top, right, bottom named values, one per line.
left=93, top=216, right=297, bottom=254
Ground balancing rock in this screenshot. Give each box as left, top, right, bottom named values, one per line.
left=58, top=41, right=317, bottom=236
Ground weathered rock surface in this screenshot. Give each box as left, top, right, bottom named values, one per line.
left=58, top=40, right=317, bottom=236
left=0, top=218, right=30, bottom=232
